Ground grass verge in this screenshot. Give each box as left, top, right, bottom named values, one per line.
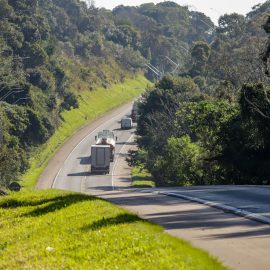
left=131, top=166, right=155, bottom=188
left=21, top=75, right=150, bottom=189
left=0, top=190, right=227, bottom=270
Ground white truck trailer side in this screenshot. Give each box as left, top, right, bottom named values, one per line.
left=91, top=145, right=110, bottom=174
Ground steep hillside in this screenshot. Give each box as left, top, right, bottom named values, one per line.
left=0, top=0, right=146, bottom=188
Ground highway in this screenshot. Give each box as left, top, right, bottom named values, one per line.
left=154, top=185, right=270, bottom=221
left=37, top=103, right=270, bottom=270
left=52, top=106, right=134, bottom=193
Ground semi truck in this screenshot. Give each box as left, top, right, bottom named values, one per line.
left=91, top=145, right=110, bottom=174
left=95, top=130, right=117, bottom=161
left=121, top=118, right=133, bottom=129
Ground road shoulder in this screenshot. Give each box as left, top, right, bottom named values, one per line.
left=36, top=102, right=133, bottom=189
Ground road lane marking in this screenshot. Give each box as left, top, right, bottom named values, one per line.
left=52, top=168, right=62, bottom=188
left=159, top=191, right=270, bottom=226
left=52, top=107, right=131, bottom=189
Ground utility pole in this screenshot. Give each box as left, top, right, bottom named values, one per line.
left=0, top=90, right=24, bottom=102
left=145, top=63, right=163, bottom=80
left=13, top=97, right=30, bottom=105
left=165, top=56, right=180, bottom=75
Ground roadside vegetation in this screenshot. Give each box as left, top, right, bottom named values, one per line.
left=0, top=190, right=227, bottom=269
left=21, top=75, right=149, bottom=189
left=3, top=0, right=269, bottom=189
left=132, top=3, right=270, bottom=187
left=131, top=166, right=155, bottom=188
left=0, top=0, right=219, bottom=189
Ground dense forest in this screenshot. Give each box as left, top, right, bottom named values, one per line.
left=1, top=0, right=270, bottom=188
left=0, top=0, right=217, bottom=187
left=135, top=1, right=270, bottom=186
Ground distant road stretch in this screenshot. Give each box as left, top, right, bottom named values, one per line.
left=37, top=102, right=134, bottom=191
left=37, top=102, right=270, bottom=270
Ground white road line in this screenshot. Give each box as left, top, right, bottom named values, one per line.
left=52, top=168, right=62, bottom=188
left=52, top=108, right=131, bottom=189
left=159, top=191, right=270, bottom=226
left=111, top=134, right=135, bottom=190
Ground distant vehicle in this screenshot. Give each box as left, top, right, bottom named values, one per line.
left=95, top=130, right=117, bottom=161
left=131, top=102, right=138, bottom=122
left=131, top=98, right=143, bottom=122
left=121, top=118, right=133, bottom=129
left=91, top=145, right=110, bottom=174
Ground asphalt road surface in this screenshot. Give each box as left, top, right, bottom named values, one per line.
left=38, top=102, right=270, bottom=270
left=152, top=185, right=270, bottom=220
left=93, top=188, right=270, bottom=270
left=52, top=105, right=135, bottom=192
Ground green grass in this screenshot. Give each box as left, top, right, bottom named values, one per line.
left=131, top=166, right=155, bottom=188
left=21, top=75, right=150, bottom=189
left=0, top=190, right=227, bottom=270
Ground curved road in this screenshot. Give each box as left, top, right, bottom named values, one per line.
left=38, top=103, right=270, bottom=270
left=52, top=106, right=134, bottom=192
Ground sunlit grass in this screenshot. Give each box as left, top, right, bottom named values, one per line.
left=131, top=166, right=155, bottom=188
left=21, top=75, right=150, bottom=189
left=0, top=190, right=227, bottom=270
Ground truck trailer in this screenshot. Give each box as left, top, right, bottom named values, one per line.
left=91, top=145, right=110, bottom=174
left=95, top=130, right=117, bottom=161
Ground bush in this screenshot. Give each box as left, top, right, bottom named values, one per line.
left=0, top=145, right=20, bottom=188
left=151, top=136, right=204, bottom=186
left=61, top=91, right=79, bottom=110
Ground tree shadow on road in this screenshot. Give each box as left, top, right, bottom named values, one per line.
left=97, top=191, right=270, bottom=239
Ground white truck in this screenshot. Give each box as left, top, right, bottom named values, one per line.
left=121, top=118, right=133, bottom=129
left=91, top=145, right=110, bottom=174
left=95, top=130, right=117, bottom=161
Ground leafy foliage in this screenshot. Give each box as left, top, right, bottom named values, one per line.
left=135, top=2, right=270, bottom=185
left=2, top=0, right=270, bottom=187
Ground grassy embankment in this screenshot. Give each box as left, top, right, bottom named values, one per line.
left=21, top=75, right=149, bottom=189
left=131, top=166, right=155, bottom=188
left=0, top=190, right=227, bottom=269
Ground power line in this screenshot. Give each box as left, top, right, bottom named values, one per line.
left=13, top=97, right=30, bottom=105
left=0, top=90, right=24, bottom=101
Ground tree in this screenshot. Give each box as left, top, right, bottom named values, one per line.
left=189, top=41, right=210, bottom=77
left=0, top=145, right=20, bottom=187
left=151, top=136, right=203, bottom=186
left=217, top=13, right=246, bottom=39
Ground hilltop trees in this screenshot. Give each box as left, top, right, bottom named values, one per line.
left=113, top=2, right=215, bottom=76
left=134, top=2, right=270, bottom=186
left=189, top=41, right=210, bottom=77
left=0, top=0, right=221, bottom=187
